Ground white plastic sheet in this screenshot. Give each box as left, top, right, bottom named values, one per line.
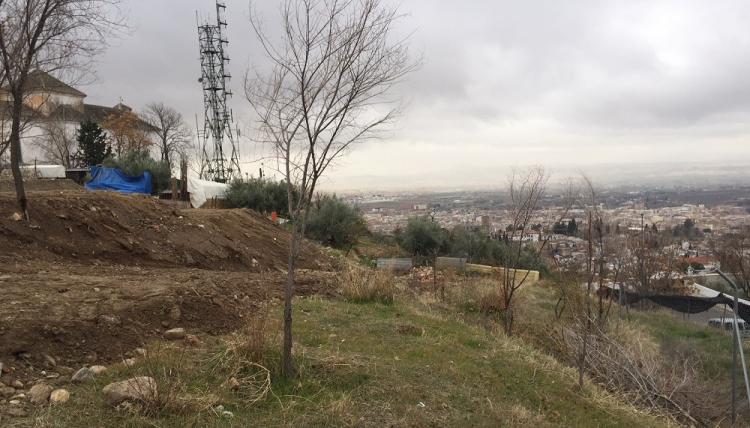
left=21, top=164, right=66, bottom=179
left=187, top=175, right=228, bottom=208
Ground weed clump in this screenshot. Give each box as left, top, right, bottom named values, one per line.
left=339, top=267, right=395, bottom=305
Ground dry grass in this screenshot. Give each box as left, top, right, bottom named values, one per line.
left=206, top=304, right=275, bottom=404
left=339, top=266, right=395, bottom=304
left=447, top=277, right=510, bottom=316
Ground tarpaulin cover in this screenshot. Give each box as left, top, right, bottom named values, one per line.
left=609, top=287, right=750, bottom=324
left=85, top=166, right=152, bottom=194
left=187, top=176, right=227, bottom=208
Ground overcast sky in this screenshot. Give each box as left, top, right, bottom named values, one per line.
left=82, top=0, right=750, bottom=191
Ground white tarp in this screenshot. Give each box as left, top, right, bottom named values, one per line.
left=21, top=164, right=66, bottom=179
left=188, top=175, right=228, bottom=208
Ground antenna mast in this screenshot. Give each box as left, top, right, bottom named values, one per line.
left=196, top=1, right=241, bottom=183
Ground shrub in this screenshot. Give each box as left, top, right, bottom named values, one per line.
left=306, top=195, right=368, bottom=250
left=103, top=150, right=171, bottom=194
left=339, top=266, right=395, bottom=304
left=397, top=216, right=448, bottom=259
left=226, top=178, right=291, bottom=216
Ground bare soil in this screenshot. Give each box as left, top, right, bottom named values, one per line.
left=0, top=190, right=338, bottom=386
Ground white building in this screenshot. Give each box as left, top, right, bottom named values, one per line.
left=0, top=70, right=154, bottom=167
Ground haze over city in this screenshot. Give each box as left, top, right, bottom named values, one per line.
left=76, top=0, right=750, bottom=190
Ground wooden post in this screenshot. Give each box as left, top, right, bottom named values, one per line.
left=180, top=158, right=188, bottom=202
left=170, top=178, right=177, bottom=200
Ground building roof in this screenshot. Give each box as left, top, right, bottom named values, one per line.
left=0, top=70, right=86, bottom=98
left=24, top=70, right=86, bottom=97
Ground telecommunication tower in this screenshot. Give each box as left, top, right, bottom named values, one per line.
left=196, top=1, right=241, bottom=183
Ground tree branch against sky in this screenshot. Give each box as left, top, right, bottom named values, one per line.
left=246, top=0, right=417, bottom=378
left=142, top=102, right=192, bottom=171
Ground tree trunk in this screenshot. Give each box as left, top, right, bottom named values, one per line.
left=503, top=295, right=514, bottom=336
left=282, top=224, right=301, bottom=378
left=9, top=97, right=27, bottom=220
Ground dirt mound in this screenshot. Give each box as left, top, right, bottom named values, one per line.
left=0, top=190, right=333, bottom=272
left=0, top=178, right=83, bottom=193
left=0, top=190, right=340, bottom=386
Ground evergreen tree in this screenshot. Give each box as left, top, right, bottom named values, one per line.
left=74, top=120, right=111, bottom=167
left=566, top=218, right=578, bottom=236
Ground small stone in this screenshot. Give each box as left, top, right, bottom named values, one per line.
left=8, top=399, right=21, bottom=405
left=222, top=410, right=234, bottom=419
left=102, top=377, right=157, bottom=406
left=71, top=367, right=94, bottom=383
left=90, top=365, right=107, bottom=375
left=11, top=212, right=22, bottom=221
left=29, top=383, right=53, bottom=404
left=7, top=407, right=28, bottom=417
left=226, top=377, right=240, bottom=390
left=164, top=328, right=186, bottom=340
left=1, top=386, right=16, bottom=397
left=134, top=348, right=147, bottom=357
left=185, top=334, right=201, bottom=346
left=123, top=358, right=136, bottom=367
left=11, top=393, right=26, bottom=400
left=50, top=389, right=70, bottom=404
left=214, top=405, right=224, bottom=412
left=44, top=354, right=57, bottom=367
left=11, top=380, right=23, bottom=389
left=161, top=320, right=170, bottom=328
left=168, top=305, right=181, bottom=321
left=97, top=314, right=121, bottom=326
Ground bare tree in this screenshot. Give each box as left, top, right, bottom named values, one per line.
left=499, top=166, right=570, bottom=335
left=31, top=118, right=74, bottom=167
left=0, top=0, right=123, bottom=219
left=247, top=0, right=416, bottom=377
left=142, top=102, right=192, bottom=170
left=716, top=228, right=750, bottom=295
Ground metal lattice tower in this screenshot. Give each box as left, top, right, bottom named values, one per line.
left=196, top=1, right=241, bottom=183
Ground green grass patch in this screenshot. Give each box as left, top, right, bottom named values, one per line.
left=32, top=295, right=663, bottom=427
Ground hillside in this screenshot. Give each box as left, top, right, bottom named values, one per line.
left=24, top=296, right=662, bottom=427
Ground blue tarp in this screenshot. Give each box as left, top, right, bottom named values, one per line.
left=85, top=166, right=152, bottom=194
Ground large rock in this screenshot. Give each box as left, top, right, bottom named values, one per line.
left=50, top=389, right=70, bottom=404
left=164, top=328, right=186, bottom=340
left=102, top=377, right=157, bottom=406
left=29, top=383, right=53, bottom=404
left=71, top=367, right=95, bottom=383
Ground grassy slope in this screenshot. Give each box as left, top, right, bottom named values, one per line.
left=28, top=295, right=660, bottom=428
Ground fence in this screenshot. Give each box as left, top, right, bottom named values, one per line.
left=376, top=258, right=413, bottom=272
left=376, top=257, right=540, bottom=283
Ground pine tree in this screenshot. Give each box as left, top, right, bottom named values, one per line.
left=567, top=218, right=578, bottom=236
left=74, top=120, right=111, bottom=167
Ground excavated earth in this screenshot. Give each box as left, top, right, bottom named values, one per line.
left=0, top=186, right=338, bottom=390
